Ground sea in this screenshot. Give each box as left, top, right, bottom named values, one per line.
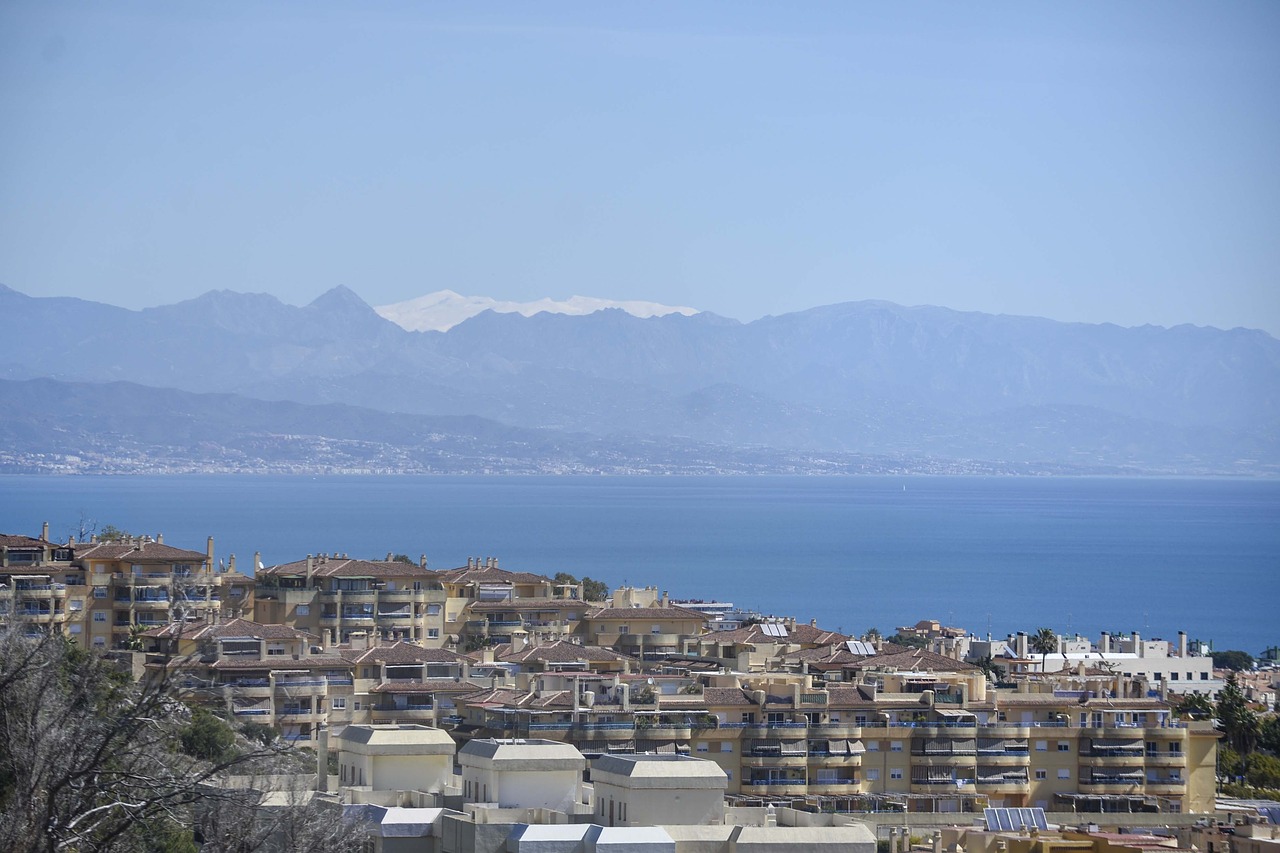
left=1, top=475, right=1276, bottom=654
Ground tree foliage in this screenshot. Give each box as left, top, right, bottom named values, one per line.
left=886, top=632, right=928, bottom=650
left=1211, top=649, right=1255, bottom=672
left=1217, top=671, right=1260, bottom=755
left=0, top=626, right=364, bottom=852
left=551, top=572, right=609, bottom=602
left=1029, top=627, right=1058, bottom=672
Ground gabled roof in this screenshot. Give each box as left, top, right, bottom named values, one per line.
left=859, top=647, right=979, bottom=673
left=342, top=641, right=467, bottom=666
left=585, top=605, right=711, bottom=622
left=260, top=556, right=435, bottom=579
left=74, top=541, right=207, bottom=563
left=492, top=640, right=637, bottom=666
left=435, top=565, right=552, bottom=586
left=0, top=534, right=55, bottom=549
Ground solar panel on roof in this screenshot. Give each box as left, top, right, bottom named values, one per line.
left=845, top=640, right=877, bottom=656
left=760, top=623, right=787, bottom=638
left=986, top=808, right=1046, bottom=833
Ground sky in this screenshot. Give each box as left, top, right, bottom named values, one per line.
left=2, top=2, right=1278, bottom=334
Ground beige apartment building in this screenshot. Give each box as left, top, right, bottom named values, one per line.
left=1, top=527, right=247, bottom=650
left=255, top=554, right=447, bottom=647
left=453, top=664, right=1218, bottom=815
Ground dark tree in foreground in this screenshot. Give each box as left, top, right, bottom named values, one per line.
left=0, top=627, right=365, bottom=852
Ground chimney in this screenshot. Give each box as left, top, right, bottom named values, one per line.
left=206, top=536, right=215, bottom=571
left=316, top=726, right=329, bottom=792
left=420, top=554, right=427, bottom=569
left=156, top=533, right=164, bottom=545
left=1178, top=631, right=1187, bottom=657
left=1016, top=631, right=1028, bottom=658
left=386, top=552, right=393, bottom=562
left=41, top=521, right=49, bottom=541
left=306, top=554, right=314, bottom=584
left=1134, top=632, right=1142, bottom=657
left=228, top=554, right=237, bottom=573
left=1100, top=632, right=1111, bottom=654
left=661, top=590, right=669, bottom=607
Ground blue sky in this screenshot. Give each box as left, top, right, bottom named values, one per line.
left=2, top=2, right=1277, bottom=333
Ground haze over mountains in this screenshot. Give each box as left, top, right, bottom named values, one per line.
left=2, top=283, right=1276, bottom=475
left=375, top=290, right=699, bottom=332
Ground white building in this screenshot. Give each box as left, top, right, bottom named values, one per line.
left=457, top=738, right=587, bottom=813
left=590, top=753, right=727, bottom=828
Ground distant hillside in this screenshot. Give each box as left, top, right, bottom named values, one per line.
left=2, top=283, right=1276, bottom=474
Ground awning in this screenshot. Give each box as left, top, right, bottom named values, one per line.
left=935, top=709, right=976, bottom=719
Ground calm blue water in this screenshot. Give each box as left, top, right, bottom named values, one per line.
left=1, top=475, right=1276, bottom=653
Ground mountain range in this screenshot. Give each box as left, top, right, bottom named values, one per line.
left=2, top=283, right=1276, bottom=475
left=374, top=290, right=699, bottom=332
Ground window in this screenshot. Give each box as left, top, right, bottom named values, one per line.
left=721, top=742, right=733, bottom=753
left=93, top=587, right=107, bottom=598
left=867, top=768, right=880, bottom=781
left=890, top=741, right=903, bottom=752
left=618, top=625, right=629, bottom=634
left=426, top=604, right=441, bottom=615
left=68, top=624, right=82, bottom=634
left=92, top=637, right=105, bottom=648
left=331, top=697, right=346, bottom=710
left=1035, top=740, right=1048, bottom=751
left=696, top=742, right=709, bottom=753
left=1169, top=742, right=1182, bottom=755
left=296, top=605, right=309, bottom=616
left=1035, top=769, right=1047, bottom=780
left=354, top=701, right=361, bottom=711
left=1200, top=672, right=1209, bottom=680
left=93, top=612, right=107, bottom=623
left=651, top=624, right=661, bottom=634
left=427, top=628, right=440, bottom=639
left=867, top=741, right=880, bottom=752
left=890, top=768, right=903, bottom=780
left=741, top=712, right=755, bottom=724
left=1058, top=769, right=1070, bottom=780
left=1057, top=741, right=1070, bottom=752
left=266, top=643, right=286, bottom=656
left=1170, top=672, right=1179, bottom=680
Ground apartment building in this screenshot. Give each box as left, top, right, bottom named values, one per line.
left=435, top=557, right=561, bottom=642
left=1, top=527, right=244, bottom=650
left=450, top=665, right=1218, bottom=815
left=255, top=554, right=447, bottom=647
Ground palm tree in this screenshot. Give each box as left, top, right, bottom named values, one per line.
left=1029, top=627, right=1058, bottom=673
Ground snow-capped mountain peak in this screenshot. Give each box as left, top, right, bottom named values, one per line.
left=375, top=290, right=699, bottom=332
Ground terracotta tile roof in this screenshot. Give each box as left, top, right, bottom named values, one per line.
left=586, top=605, right=711, bottom=621
left=436, top=565, right=552, bottom=586
left=259, top=556, right=436, bottom=579
left=342, top=642, right=467, bottom=665
left=860, top=648, right=978, bottom=673
left=0, top=534, right=53, bottom=549
left=701, top=687, right=756, bottom=706
left=493, top=640, right=637, bottom=665
left=74, top=541, right=207, bottom=563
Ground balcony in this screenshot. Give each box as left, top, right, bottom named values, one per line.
left=371, top=706, right=436, bottom=723
left=809, top=723, right=862, bottom=737
left=911, top=779, right=976, bottom=793
left=1144, top=752, right=1186, bottom=767
left=743, top=754, right=808, bottom=769
left=1143, top=779, right=1185, bottom=795
left=808, top=781, right=861, bottom=795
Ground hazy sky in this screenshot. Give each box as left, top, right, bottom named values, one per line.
left=2, top=2, right=1278, bottom=333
